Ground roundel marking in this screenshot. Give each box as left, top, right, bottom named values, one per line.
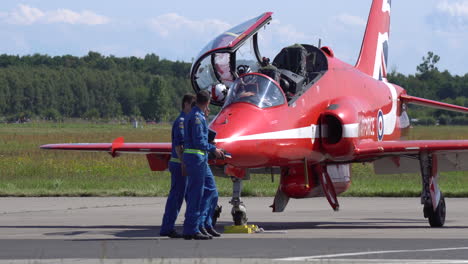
left=377, top=110, right=384, bottom=141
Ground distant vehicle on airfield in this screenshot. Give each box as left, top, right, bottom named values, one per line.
left=42, top=0, right=468, bottom=228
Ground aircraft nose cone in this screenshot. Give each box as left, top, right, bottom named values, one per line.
left=210, top=103, right=270, bottom=167
left=210, top=103, right=319, bottom=168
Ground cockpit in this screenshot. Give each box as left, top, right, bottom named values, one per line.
left=224, top=73, right=285, bottom=108
left=190, top=12, right=329, bottom=108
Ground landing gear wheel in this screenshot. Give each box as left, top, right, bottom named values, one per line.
left=231, top=203, right=248, bottom=226
left=426, top=195, right=446, bottom=227
left=233, top=210, right=248, bottom=226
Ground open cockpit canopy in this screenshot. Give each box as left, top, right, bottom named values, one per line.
left=190, top=12, right=272, bottom=106
left=190, top=12, right=328, bottom=107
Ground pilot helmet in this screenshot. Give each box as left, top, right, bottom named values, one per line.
left=211, top=83, right=227, bottom=101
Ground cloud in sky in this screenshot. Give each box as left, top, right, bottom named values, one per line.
left=427, top=0, right=468, bottom=31
left=0, top=4, right=109, bottom=25
left=148, top=13, right=230, bottom=38
left=269, top=19, right=315, bottom=43
left=258, top=19, right=319, bottom=58
left=437, top=0, right=468, bottom=17
left=332, top=14, right=367, bottom=27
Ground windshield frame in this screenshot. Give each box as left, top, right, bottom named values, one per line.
left=223, top=73, right=286, bottom=109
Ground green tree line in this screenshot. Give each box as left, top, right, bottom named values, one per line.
left=0, top=52, right=191, bottom=122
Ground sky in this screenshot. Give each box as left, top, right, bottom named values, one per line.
left=0, top=0, right=467, bottom=75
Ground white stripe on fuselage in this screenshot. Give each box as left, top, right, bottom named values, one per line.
left=214, top=123, right=359, bottom=143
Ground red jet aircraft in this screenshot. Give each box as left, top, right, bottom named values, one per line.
left=42, top=0, right=468, bottom=227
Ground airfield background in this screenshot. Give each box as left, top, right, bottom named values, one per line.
left=0, top=51, right=467, bottom=197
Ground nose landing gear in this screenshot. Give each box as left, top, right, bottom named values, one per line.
left=230, top=177, right=248, bottom=225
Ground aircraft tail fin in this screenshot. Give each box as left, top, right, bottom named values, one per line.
left=355, top=0, right=391, bottom=81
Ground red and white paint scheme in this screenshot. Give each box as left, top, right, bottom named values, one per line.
left=42, top=0, right=468, bottom=227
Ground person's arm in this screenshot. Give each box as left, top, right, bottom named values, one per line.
left=192, top=116, right=225, bottom=159
left=192, top=116, right=216, bottom=153
left=174, top=117, right=185, bottom=158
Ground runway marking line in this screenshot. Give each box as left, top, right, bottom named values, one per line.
left=1, top=259, right=468, bottom=264
left=279, top=260, right=468, bottom=264
left=276, top=246, right=468, bottom=261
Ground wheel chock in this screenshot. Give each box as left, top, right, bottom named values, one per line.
left=224, top=224, right=260, bottom=234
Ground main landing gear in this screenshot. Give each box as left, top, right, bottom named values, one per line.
left=420, top=152, right=446, bottom=227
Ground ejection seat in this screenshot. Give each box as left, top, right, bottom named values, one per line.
left=273, top=44, right=307, bottom=76
left=271, top=44, right=308, bottom=99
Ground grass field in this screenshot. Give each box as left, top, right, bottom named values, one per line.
left=0, top=122, right=467, bottom=197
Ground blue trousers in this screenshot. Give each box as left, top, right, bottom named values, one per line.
left=199, top=168, right=218, bottom=230
left=160, top=161, right=187, bottom=235
left=183, top=153, right=218, bottom=235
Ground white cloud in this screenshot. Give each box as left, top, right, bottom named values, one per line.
left=148, top=13, right=230, bottom=38
left=332, top=14, right=366, bottom=27
left=2, top=4, right=109, bottom=25
left=269, top=19, right=309, bottom=42
left=47, top=9, right=110, bottom=25
left=437, top=1, right=468, bottom=17
left=428, top=1, right=468, bottom=32
left=8, top=4, right=44, bottom=25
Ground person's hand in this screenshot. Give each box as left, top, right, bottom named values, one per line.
left=213, top=148, right=225, bottom=159
left=239, top=91, right=255, bottom=98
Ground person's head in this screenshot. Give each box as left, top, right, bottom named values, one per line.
left=196, top=90, right=211, bottom=116
left=181, top=93, right=195, bottom=113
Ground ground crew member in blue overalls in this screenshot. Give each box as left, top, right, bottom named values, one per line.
left=183, top=90, right=224, bottom=240
left=159, top=93, right=195, bottom=238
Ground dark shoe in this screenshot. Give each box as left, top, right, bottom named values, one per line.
left=199, top=226, right=213, bottom=238
left=183, top=232, right=211, bottom=240
left=206, top=227, right=221, bottom=237
left=160, top=230, right=183, bottom=238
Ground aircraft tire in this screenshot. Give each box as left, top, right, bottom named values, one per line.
left=233, top=210, right=248, bottom=226
left=427, top=194, right=446, bottom=227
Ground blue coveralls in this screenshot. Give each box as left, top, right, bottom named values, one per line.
left=160, top=111, right=188, bottom=235
left=183, top=106, right=219, bottom=235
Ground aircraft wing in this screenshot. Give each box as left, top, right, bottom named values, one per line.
left=354, top=140, right=468, bottom=174
left=40, top=137, right=172, bottom=171
left=401, top=94, right=468, bottom=114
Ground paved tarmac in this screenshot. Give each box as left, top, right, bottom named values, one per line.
left=2, top=197, right=468, bottom=263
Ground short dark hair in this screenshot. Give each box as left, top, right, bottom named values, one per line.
left=196, top=90, right=211, bottom=105
left=181, top=93, right=195, bottom=109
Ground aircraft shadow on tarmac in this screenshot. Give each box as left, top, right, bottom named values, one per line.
left=2, top=218, right=468, bottom=239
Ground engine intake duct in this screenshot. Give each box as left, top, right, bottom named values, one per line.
left=322, top=114, right=343, bottom=145
left=320, top=98, right=361, bottom=160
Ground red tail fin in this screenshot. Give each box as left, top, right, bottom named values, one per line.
left=355, top=0, right=391, bottom=81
